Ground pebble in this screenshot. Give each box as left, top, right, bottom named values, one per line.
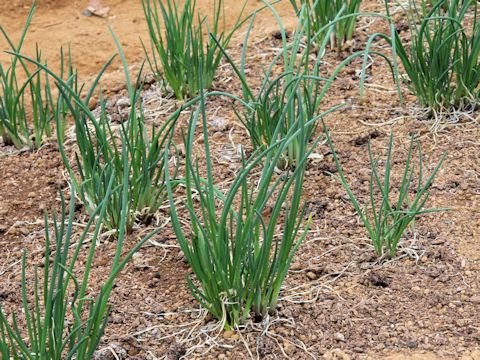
left=283, top=341, right=294, bottom=354
left=470, top=296, right=480, bottom=304
left=406, top=341, right=418, bottom=349
left=334, top=332, right=345, bottom=342
left=116, top=98, right=131, bottom=107
left=88, top=97, right=98, bottom=110
left=223, top=330, right=239, bottom=341
left=324, top=349, right=351, bottom=360
left=209, top=117, right=229, bottom=131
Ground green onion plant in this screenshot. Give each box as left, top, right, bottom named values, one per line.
left=289, top=0, right=363, bottom=50
left=59, top=32, right=178, bottom=232
left=324, top=127, right=447, bottom=258
left=0, top=5, right=54, bottom=149
left=141, top=0, right=246, bottom=100
left=385, top=0, right=480, bottom=113
left=165, top=81, right=316, bottom=329
left=220, top=3, right=396, bottom=170
left=16, top=30, right=179, bottom=232
left=0, top=185, right=161, bottom=359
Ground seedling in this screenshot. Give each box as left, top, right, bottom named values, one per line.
left=15, top=30, right=179, bottom=232
left=289, top=0, right=363, bottom=50
left=219, top=2, right=396, bottom=169
left=0, top=5, right=55, bottom=149
left=142, top=0, right=247, bottom=100
left=385, top=0, right=480, bottom=113
left=325, top=127, right=447, bottom=258
left=165, top=77, right=316, bottom=328
left=0, top=186, right=161, bottom=359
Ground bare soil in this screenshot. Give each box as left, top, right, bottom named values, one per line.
left=1, top=1, right=480, bottom=359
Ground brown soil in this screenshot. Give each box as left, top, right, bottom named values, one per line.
left=1, top=1, right=480, bottom=360
left=0, top=0, right=295, bottom=87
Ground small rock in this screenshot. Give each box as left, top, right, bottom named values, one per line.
left=110, top=113, right=121, bottom=123
left=116, top=98, right=131, bottom=107
left=19, top=227, right=30, bottom=236
left=291, top=261, right=302, bottom=270
left=283, top=341, right=294, bottom=354
left=165, top=343, right=186, bottom=360
left=223, top=330, right=234, bottom=338
left=88, top=97, right=98, bottom=110
left=132, top=252, right=147, bottom=268
left=406, top=341, right=418, bottom=349
left=470, top=296, right=480, bottom=304
left=324, top=349, right=351, bottom=360
left=334, top=332, right=345, bottom=342
left=209, top=117, right=229, bottom=131
left=223, top=330, right=239, bottom=341
left=306, top=271, right=317, bottom=280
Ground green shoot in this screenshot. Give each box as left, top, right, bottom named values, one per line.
left=219, top=2, right=397, bottom=170
left=385, top=0, right=480, bottom=113
left=0, top=185, right=161, bottom=359
left=0, top=5, right=78, bottom=149
left=141, top=0, right=247, bottom=100
left=14, top=30, right=179, bottom=232
left=165, top=70, right=317, bottom=329
left=0, top=5, right=52, bottom=149
left=289, top=0, right=363, bottom=50
left=324, top=127, right=447, bottom=258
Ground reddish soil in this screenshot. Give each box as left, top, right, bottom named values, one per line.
left=0, top=0, right=295, bottom=86
left=1, top=1, right=480, bottom=360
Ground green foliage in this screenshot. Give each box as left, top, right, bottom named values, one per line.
left=0, top=186, right=161, bottom=359
left=0, top=5, right=76, bottom=150
left=60, top=32, right=178, bottom=232
left=386, top=0, right=480, bottom=112
left=289, top=0, right=363, bottom=50
left=141, top=0, right=245, bottom=100
left=0, top=5, right=54, bottom=149
left=324, top=128, right=447, bottom=258
left=165, top=79, right=315, bottom=329
left=16, top=31, right=179, bottom=232
left=221, top=3, right=394, bottom=170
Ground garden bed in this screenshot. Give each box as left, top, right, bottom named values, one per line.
left=0, top=1, right=479, bottom=359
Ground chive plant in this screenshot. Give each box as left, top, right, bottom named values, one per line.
left=141, top=0, right=246, bottom=100
left=165, top=82, right=317, bottom=329
left=0, top=185, right=160, bottom=359
left=219, top=3, right=395, bottom=170
left=221, top=6, right=326, bottom=170
left=289, top=0, right=363, bottom=50
left=0, top=5, right=56, bottom=150
left=385, top=0, right=480, bottom=113
left=55, top=46, right=80, bottom=145
left=324, top=128, right=447, bottom=258
left=58, top=32, right=178, bottom=232
left=16, top=31, right=179, bottom=232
